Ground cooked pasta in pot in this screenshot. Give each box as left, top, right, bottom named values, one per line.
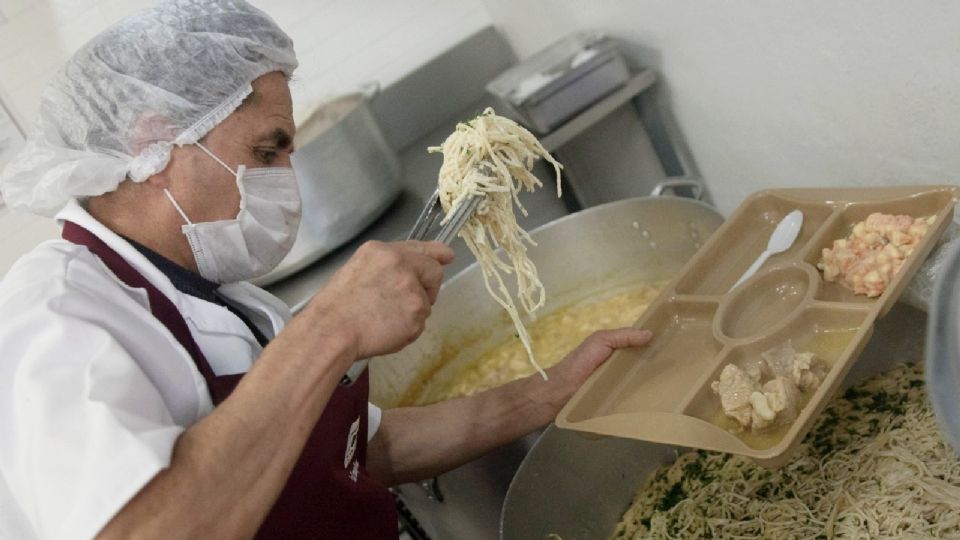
left=415, top=283, right=662, bottom=405
left=613, top=362, right=960, bottom=539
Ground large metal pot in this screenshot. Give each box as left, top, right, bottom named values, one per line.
left=370, top=189, right=724, bottom=539
left=500, top=301, right=928, bottom=539
left=253, top=84, right=401, bottom=286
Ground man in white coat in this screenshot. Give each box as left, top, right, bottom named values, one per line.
left=0, top=1, right=653, bottom=538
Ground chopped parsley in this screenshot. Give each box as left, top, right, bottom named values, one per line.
left=655, top=482, right=686, bottom=512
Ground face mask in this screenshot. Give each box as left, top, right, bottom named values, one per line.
left=163, top=143, right=301, bottom=283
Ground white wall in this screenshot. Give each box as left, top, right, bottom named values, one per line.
left=480, top=0, right=960, bottom=214
left=0, top=0, right=490, bottom=131
left=265, top=0, right=490, bottom=122
left=0, top=0, right=490, bottom=276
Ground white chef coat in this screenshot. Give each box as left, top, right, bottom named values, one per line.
left=0, top=201, right=381, bottom=540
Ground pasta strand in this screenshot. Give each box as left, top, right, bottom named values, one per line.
left=429, top=108, right=562, bottom=379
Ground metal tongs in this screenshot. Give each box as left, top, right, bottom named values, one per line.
left=407, top=190, right=482, bottom=244
left=341, top=167, right=487, bottom=385
left=408, top=161, right=493, bottom=243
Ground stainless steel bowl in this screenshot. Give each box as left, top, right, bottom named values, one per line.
left=370, top=191, right=724, bottom=539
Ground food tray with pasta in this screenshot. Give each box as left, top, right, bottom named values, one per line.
left=556, top=185, right=960, bottom=467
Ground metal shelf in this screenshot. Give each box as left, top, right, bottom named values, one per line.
left=540, top=69, right=657, bottom=152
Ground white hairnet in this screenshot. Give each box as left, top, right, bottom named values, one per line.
left=0, top=0, right=298, bottom=216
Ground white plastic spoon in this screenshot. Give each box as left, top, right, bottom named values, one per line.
left=732, top=209, right=804, bottom=289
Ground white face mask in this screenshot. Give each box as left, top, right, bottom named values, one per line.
left=163, top=143, right=301, bottom=283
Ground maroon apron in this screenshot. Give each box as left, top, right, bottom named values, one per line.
left=63, top=221, right=398, bottom=539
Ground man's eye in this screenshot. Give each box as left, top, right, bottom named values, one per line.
left=254, top=148, right=277, bottom=163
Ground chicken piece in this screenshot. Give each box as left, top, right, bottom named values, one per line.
left=740, top=356, right=765, bottom=383
left=715, top=343, right=828, bottom=432
left=747, top=377, right=799, bottom=430
left=712, top=363, right=760, bottom=428
left=747, top=376, right=802, bottom=431
left=749, top=391, right=776, bottom=430
left=761, top=341, right=827, bottom=392
left=762, top=342, right=796, bottom=379
left=791, top=351, right=828, bottom=392
left=761, top=376, right=801, bottom=421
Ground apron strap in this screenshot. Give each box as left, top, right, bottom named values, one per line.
left=61, top=221, right=218, bottom=382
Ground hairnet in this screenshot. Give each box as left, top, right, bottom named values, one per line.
left=0, top=0, right=297, bottom=216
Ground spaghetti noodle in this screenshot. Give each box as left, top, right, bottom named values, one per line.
left=430, top=108, right=562, bottom=379
left=613, top=362, right=960, bottom=539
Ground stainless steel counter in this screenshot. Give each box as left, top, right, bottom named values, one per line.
left=265, top=98, right=572, bottom=311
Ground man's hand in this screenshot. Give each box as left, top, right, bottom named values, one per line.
left=307, top=240, right=454, bottom=359
left=545, top=327, right=653, bottom=404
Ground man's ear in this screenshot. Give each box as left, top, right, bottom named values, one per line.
left=129, top=112, right=180, bottom=190
left=146, top=144, right=194, bottom=190
left=145, top=165, right=172, bottom=189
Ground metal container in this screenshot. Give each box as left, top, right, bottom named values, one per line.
left=253, top=84, right=401, bottom=286
left=501, top=301, right=930, bottom=539
left=487, top=32, right=630, bottom=134
left=370, top=186, right=723, bottom=539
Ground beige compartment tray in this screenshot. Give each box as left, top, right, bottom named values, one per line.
left=556, top=185, right=959, bottom=467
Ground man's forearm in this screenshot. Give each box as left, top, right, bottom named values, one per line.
left=96, top=312, right=357, bottom=540
left=367, top=373, right=567, bottom=486
left=366, top=328, right=653, bottom=486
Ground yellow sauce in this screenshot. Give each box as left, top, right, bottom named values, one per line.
left=712, top=327, right=860, bottom=449
left=419, top=283, right=663, bottom=404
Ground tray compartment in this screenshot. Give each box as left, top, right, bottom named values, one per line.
left=562, top=299, right=723, bottom=423
left=683, top=305, right=871, bottom=451
left=716, top=264, right=817, bottom=341
left=802, top=189, right=957, bottom=305
left=675, top=194, right=833, bottom=296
